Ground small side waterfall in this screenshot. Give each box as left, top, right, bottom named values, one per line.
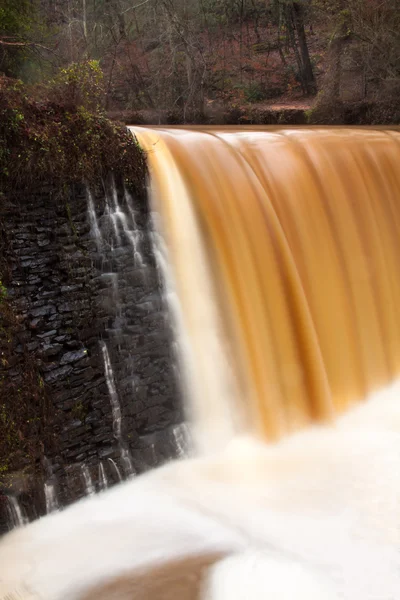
left=101, top=341, right=134, bottom=478
left=81, top=465, right=95, bottom=496
left=172, top=423, right=190, bottom=458
left=108, top=458, right=123, bottom=482
left=85, top=178, right=184, bottom=485
left=6, top=496, right=28, bottom=528
left=88, top=182, right=145, bottom=268
left=98, top=462, right=109, bottom=492
left=44, top=483, right=59, bottom=514
left=110, top=184, right=145, bottom=269
left=87, top=189, right=103, bottom=252
left=149, top=215, right=194, bottom=453
left=87, top=181, right=149, bottom=478
left=43, top=457, right=59, bottom=514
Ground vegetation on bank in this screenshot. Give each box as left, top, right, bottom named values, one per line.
left=0, top=61, right=147, bottom=196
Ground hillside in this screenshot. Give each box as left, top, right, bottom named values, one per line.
left=1, top=1, right=399, bottom=124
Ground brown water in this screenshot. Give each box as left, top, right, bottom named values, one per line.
left=130, top=126, right=400, bottom=450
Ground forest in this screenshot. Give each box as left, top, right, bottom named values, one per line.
left=1, top=0, right=400, bottom=123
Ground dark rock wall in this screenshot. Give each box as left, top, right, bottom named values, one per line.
left=0, top=182, right=183, bottom=534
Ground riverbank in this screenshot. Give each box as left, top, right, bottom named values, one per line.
left=108, top=99, right=400, bottom=127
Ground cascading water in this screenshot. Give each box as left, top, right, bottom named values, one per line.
left=81, top=465, right=95, bottom=496
left=98, top=462, right=109, bottom=492
left=108, top=458, right=122, bottom=482
left=100, top=340, right=134, bottom=478
left=87, top=180, right=145, bottom=278
left=87, top=181, right=147, bottom=478
left=43, top=457, right=59, bottom=514
left=132, top=126, right=400, bottom=448
left=6, top=496, right=27, bottom=528
left=86, top=178, right=184, bottom=480
left=111, top=184, right=145, bottom=269
left=44, top=483, right=59, bottom=514
left=2, top=128, right=400, bottom=600
left=143, top=149, right=243, bottom=454
left=87, top=190, right=103, bottom=252
left=148, top=214, right=197, bottom=453
left=172, top=423, right=190, bottom=458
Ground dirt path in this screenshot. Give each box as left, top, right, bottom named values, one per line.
left=259, top=99, right=313, bottom=111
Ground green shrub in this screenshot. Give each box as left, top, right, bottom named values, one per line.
left=48, top=61, right=105, bottom=113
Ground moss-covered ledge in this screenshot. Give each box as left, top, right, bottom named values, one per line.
left=0, top=73, right=146, bottom=195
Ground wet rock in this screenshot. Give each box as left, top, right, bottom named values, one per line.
left=37, top=330, right=57, bottom=339
left=47, top=316, right=62, bottom=328
left=44, top=365, right=73, bottom=383
left=65, top=340, right=81, bottom=349
left=62, top=419, right=83, bottom=432
left=29, top=305, right=56, bottom=318
left=60, top=349, right=87, bottom=365
left=98, top=447, right=119, bottom=460
left=61, top=285, right=83, bottom=293
left=27, top=276, right=41, bottom=285
left=26, top=341, right=39, bottom=352
left=59, top=300, right=90, bottom=313
left=73, top=357, right=91, bottom=369
left=94, top=432, right=112, bottom=444
left=54, top=335, right=68, bottom=343
left=68, top=371, right=95, bottom=388
left=84, top=411, right=101, bottom=424
left=40, top=344, right=63, bottom=357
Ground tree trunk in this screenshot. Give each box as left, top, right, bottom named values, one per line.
left=291, top=1, right=316, bottom=95
left=285, top=3, right=304, bottom=85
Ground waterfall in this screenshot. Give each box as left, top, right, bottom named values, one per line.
left=149, top=217, right=209, bottom=453
left=87, top=180, right=145, bottom=279
left=98, top=462, right=109, bottom=491
left=100, top=180, right=146, bottom=268
left=87, top=189, right=103, bottom=252
left=172, top=423, right=190, bottom=458
left=101, top=341, right=123, bottom=440
left=139, top=136, right=245, bottom=454
left=124, top=186, right=145, bottom=268
left=149, top=218, right=189, bottom=384
left=110, top=184, right=145, bottom=268
left=44, top=482, right=59, bottom=514
left=43, top=457, right=60, bottom=514
left=6, top=496, right=27, bottom=528
left=81, top=465, right=95, bottom=496
left=131, top=127, right=400, bottom=447
left=2, top=128, right=400, bottom=600
left=87, top=179, right=150, bottom=477
left=101, top=340, right=134, bottom=478
left=108, top=458, right=122, bottom=482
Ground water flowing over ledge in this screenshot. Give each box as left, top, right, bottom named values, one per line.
left=131, top=126, right=400, bottom=448
left=1, top=128, right=400, bottom=600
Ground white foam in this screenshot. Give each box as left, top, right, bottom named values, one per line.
left=1, top=380, right=400, bottom=599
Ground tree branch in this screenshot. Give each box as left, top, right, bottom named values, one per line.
left=0, top=39, right=51, bottom=51
left=121, top=0, right=153, bottom=16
